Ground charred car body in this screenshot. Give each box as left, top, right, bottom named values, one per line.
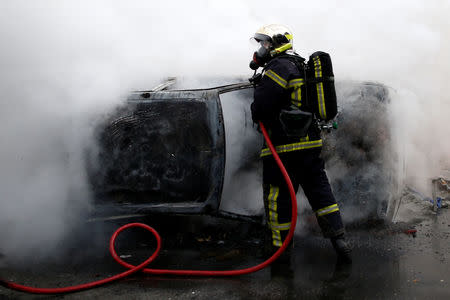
left=88, top=79, right=401, bottom=224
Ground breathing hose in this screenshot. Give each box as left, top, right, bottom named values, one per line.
left=0, top=121, right=298, bottom=294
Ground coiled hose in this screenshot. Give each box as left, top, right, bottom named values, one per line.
left=0, top=121, right=298, bottom=294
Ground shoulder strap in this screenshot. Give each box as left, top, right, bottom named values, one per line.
left=263, top=54, right=305, bottom=71
left=276, top=54, right=312, bottom=109
left=276, top=54, right=306, bottom=72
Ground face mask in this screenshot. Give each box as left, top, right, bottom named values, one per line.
left=249, top=41, right=271, bottom=70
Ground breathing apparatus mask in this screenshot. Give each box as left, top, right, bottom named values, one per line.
left=250, top=39, right=272, bottom=70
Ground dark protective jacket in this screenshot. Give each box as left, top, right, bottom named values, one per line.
left=251, top=54, right=322, bottom=157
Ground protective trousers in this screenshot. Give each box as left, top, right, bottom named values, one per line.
left=263, top=148, right=344, bottom=247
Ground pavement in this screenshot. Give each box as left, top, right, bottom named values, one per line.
left=1, top=193, right=449, bottom=300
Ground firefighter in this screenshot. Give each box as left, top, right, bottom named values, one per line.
left=249, top=24, right=352, bottom=263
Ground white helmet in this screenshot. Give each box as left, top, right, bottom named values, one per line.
left=254, top=24, right=293, bottom=54
left=250, top=24, right=293, bottom=69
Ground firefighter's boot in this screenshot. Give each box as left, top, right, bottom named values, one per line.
left=331, top=235, right=352, bottom=264
left=316, top=209, right=351, bottom=262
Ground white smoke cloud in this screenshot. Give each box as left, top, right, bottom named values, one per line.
left=0, top=0, right=449, bottom=259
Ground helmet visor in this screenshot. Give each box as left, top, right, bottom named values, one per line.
left=250, top=38, right=272, bottom=50
left=254, top=33, right=272, bottom=42
left=250, top=33, right=272, bottom=45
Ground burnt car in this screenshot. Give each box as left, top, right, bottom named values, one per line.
left=87, top=78, right=402, bottom=224
left=323, top=81, right=403, bottom=223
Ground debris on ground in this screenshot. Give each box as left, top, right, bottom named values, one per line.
left=436, top=177, right=450, bottom=191
left=404, top=229, right=417, bottom=237
left=433, top=177, right=450, bottom=209
left=403, top=177, right=449, bottom=212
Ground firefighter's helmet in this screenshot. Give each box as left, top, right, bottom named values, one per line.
left=254, top=24, right=293, bottom=53
left=250, top=24, right=293, bottom=70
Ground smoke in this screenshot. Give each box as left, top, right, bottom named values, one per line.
left=385, top=1, right=450, bottom=194
left=0, top=0, right=449, bottom=260
left=220, top=89, right=263, bottom=215
left=0, top=1, right=126, bottom=261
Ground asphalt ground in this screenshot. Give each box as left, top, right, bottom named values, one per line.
left=1, top=196, right=449, bottom=300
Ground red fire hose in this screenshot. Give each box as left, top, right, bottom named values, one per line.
left=0, top=121, right=298, bottom=294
